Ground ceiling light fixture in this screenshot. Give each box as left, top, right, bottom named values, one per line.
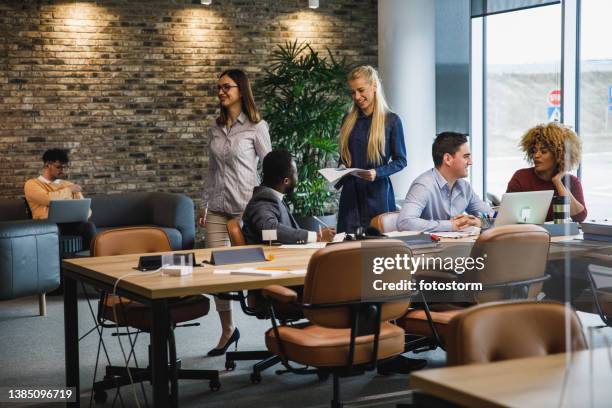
left=308, top=0, right=319, bottom=9
left=200, top=0, right=212, bottom=5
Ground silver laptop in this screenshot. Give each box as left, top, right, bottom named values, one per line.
left=48, top=199, right=91, bottom=223
left=494, top=191, right=554, bottom=227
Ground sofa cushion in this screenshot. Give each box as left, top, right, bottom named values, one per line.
left=96, top=225, right=183, bottom=251
left=90, top=193, right=151, bottom=227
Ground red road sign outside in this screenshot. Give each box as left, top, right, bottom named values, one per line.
left=548, top=89, right=561, bottom=106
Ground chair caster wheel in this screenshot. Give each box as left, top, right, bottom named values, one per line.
left=317, top=371, right=330, bottom=382
left=225, top=360, right=236, bottom=371
left=93, top=389, right=108, bottom=403
left=209, top=379, right=221, bottom=391
left=250, top=372, right=262, bottom=384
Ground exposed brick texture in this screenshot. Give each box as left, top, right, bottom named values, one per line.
left=0, top=0, right=377, bottom=242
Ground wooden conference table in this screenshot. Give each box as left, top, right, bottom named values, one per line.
left=410, top=347, right=612, bottom=408
left=62, top=245, right=319, bottom=407
left=62, top=234, right=612, bottom=407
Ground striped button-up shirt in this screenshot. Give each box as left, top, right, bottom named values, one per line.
left=203, top=112, right=272, bottom=215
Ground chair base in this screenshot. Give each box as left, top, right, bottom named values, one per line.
left=405, top=334, right=440, bottom=353
left=325, top=367, right=414, bottom=408
left=92, top=361, right=220, bottom=403
left=225, top=350, right=279, bottom=383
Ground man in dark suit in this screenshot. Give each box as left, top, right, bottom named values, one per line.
left=242, top=150, right=336, bottom=244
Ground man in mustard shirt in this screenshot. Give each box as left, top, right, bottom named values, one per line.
left=24, top=148, right=95, bottom=250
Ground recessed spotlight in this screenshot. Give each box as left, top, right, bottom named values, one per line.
left=200, top=0, right=212, bottom=5
left=308, top=0, right=319, bottom=9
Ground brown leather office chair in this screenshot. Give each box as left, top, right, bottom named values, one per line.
left=445, top=301, right=586, bottom=366
left=263, top=241, right=412, bottom=408
left=91, top=227, right=219, bottom=404
left=399, top=224, right=551, bottom=349
left=223, top=219, right=303, bottom=383
left=370, top=211, right=400, bottom=233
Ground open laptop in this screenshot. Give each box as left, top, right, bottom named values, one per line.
left=48, top=199, right=91, bottom=223
left=494, top=191, right=554, bottom=227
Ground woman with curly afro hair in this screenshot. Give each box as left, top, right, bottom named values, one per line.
left=506, top=122, right=587, bottom=222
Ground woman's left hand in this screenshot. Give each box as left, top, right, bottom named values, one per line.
left=552, top=171, right=567, bottom=185
left=356, top=169, right=376, bottom=182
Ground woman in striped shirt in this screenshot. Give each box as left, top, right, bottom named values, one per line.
left=199, top=69, right=271, bottom=355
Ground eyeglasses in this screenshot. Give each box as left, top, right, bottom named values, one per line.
left=216, top=84, right=239, bottom=94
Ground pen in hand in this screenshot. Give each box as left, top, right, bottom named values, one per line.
left=313, top=216, right=330, bottom=228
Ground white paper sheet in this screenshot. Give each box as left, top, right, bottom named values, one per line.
left=433, top=227, right=480, bottom=238
left=384, top=231, right=422, bottom=237
left=318, top=167, right=364, bottom=183
left=213, top=267, right=287, bottom=276
left=279, top=243, right=327, bottom=249
left=332, top=232, right=346, bottom=242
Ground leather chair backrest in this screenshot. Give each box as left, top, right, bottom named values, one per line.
left=92, top=226, right=172, bottom=256
left=370, top=212, right=399, bottom=233
left=446, top=301, right=587, bottom=366
left=303, top=240, right=412, bottom=328
left=464, top=224, right=550, bottom=303
left=227, top=218, right=246, bottom=247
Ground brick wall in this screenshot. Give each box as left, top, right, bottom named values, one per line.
left=0, top=0, right=377, bottom=241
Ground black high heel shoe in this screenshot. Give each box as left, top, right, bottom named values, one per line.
left=207, top=328, right=240, bottom=357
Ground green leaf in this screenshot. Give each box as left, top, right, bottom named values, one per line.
left=255, top=41, right=351, bottom=216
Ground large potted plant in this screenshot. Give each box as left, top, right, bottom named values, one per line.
left=258, top=41, right=351, bottom=229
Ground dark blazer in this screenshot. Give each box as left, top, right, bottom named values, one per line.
left=242, top=186, right=311, bottom=244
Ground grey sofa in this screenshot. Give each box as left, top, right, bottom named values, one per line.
left=89, top=192, right=195, bottom=250
left=1, top=191, right=195, bottom=253
left=0, top=199, right=60, bottom=316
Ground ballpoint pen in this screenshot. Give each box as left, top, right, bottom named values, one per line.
left=313, top=216, right=330, bottom=228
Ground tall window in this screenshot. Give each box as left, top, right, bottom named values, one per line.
left=580, top=0, right=612, bottom=220
left=482, top=4, right=562, bottom=199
